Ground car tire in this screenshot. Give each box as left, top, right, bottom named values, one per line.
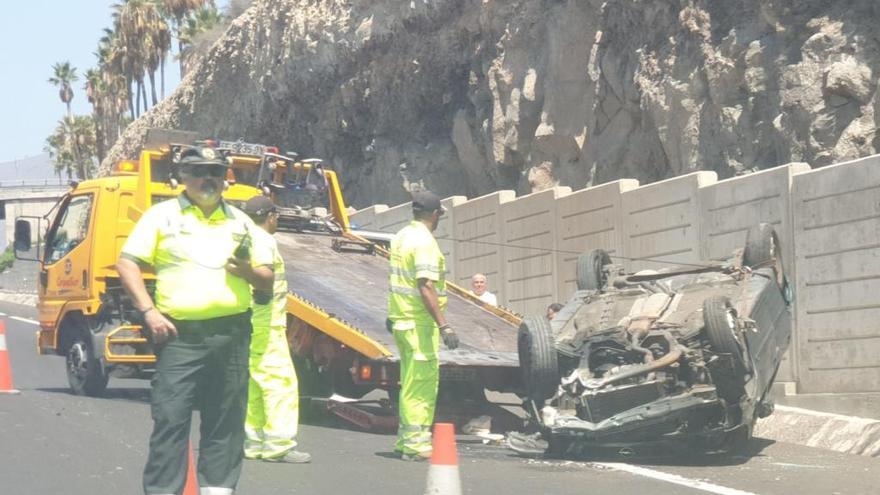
left=743, top=223, right=786, bottom=284
left=67, top=332, right=109, bottom=397
left=703, top=296, right=748, bottom=402
left=517, top=315, right=559, bottom=402
left=576, top=249, right=611, bottom=291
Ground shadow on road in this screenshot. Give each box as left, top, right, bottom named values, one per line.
left=34, top=386, right=151, bottom=403
left=522, top=437, right=776, bottom=467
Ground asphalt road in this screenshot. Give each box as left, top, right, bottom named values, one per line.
left=0, top=300, right=878, bottom=495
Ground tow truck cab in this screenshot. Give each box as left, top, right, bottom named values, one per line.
left=14, top=140, right=262, bottom=396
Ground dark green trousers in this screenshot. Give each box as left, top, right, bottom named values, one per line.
left=143, top=311, right=251, bottom=495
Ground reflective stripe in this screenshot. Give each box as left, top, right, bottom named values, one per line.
left=414, top=263, right=440, bottom=273
left=390, top=265, right=416, bottom=278
left=0, top=335, right=6, bottom=351
left=201, top=488, right=234, bottom=495
left=390, top=285, right=446, bottom=297
left=399, top=424, right=431, bottom=433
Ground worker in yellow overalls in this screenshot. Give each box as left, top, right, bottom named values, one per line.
left=117, top=146, right=275, bottom=494
left=387, top=191, right=460, bottom=461
left=241, top=196, right=311, bottom=464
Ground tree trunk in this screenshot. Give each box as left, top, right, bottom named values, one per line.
left=135, top=81, right=141, bottom=117
left=160, top=58, right=165, bottom=99
left=141, top=81, right=149, bottom=113
left=178, top=36, right=185, bottom=76
left=149, top=70, right=158, bottom=107
left=127, top=76, right=135, bottom=119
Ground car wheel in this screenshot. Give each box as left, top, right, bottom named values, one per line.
left=576, top=249, right=611, bottom=291
left=703, top=296, right=747, bottom=401
left=66, top=333, right=109, bottom=397
left=517, top=315, right=559, bottom=402
left=743, top=223, right=784, bottom=285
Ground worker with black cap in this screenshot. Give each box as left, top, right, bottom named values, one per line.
left=241, top=195, right=311, bottom=464
left=387, top=190, right=460, bottom=461
left=117, top=145, right=275, bottom=495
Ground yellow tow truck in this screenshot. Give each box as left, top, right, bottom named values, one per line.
left=14, top=130, right=522, bottom=414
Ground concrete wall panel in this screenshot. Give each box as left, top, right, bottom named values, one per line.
left=452, top=191, right=515, bottom=304
left=373, top=202, right=413, bottom=234
left=501, top=187, right=571, bottom=315
left=555, top=180, right=639, bottom=298
left=621, top=172, right=716, bottom=272
left=436, top=196, right=467, bottom=280
left=348, top=204, right=388, bottom=230
left=792, top=155, right=880, bottom=393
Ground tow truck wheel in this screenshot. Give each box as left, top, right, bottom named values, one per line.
left=517, top=315, right=559, bottom=402
left=67, top=333, right=109, bottom=397
left=576, top=249, right=611, bottom=291
left=702, top=296, right=747, bottom=402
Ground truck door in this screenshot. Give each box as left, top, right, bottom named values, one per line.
left=41, top=192, right=95, bottom=304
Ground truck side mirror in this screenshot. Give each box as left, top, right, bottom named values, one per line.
left=14, top=219, right=31, bottom=251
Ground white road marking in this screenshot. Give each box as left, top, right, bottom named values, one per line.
left=9, top=316, right=39, bottom=325
left=0, top=312, right=6, bottom=316
left=592, top=462, right=759, bottom=495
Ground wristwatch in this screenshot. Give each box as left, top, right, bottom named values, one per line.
left=138, top=306, right=156, bottom=317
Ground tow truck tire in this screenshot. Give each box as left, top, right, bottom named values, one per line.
left=517, top=315, right=559, bottom=402
left=67, top=332, right=109, bottom=397
left=576, top=249, right=611, bottom=291
left=703, top=296, right=747, bottom=402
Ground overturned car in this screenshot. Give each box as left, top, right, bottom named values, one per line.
left=511, top=224, right=792, bottom=457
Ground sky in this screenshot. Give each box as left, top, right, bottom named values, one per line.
left=0, top=1, right=188, bottom=164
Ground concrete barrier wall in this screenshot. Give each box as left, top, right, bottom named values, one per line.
left=791, top=155, right=880, bottom=393
left=350, top=156, right=880, bottom=393
left=555, top=180, right=639, bottom=297
left=436, top=196, right=467, bottom=279
left=620, top=171, right=716, bottom=272
left=452, top=191, right=515, bottom=302
left=501, top=187, right=571, bottom=314
left=348, top=204, right=389, bottom=230
left=372, top=202, right=413, bottom=234
left=699, top=164, right=810, bottom=382
left=4, top=198, right=61, bottom=252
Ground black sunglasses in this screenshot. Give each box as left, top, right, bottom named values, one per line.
left=184, top=165, right=227, bottom=178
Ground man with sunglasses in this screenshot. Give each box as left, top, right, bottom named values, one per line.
left=117, top=146, right=274, bottom=495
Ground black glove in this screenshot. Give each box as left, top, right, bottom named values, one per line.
left=385, top=318, right=394, bottom=334
left=440, top=325, right=459, bottom=350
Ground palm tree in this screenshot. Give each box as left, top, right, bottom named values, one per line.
left=144, top=12, right=172, bottom=104
left=48, top=62, right=79, bottom=118
left=162, top=0, right=212, bottom=74
left=178, top=6, right=224, bottom=76
left=45, top=116, right=98, bottom=180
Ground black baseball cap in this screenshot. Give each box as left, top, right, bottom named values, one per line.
left=243, top=196, right=278, bottom=217
left=178, top=146, right=228, bottom=167
left=412, top=190, right=446, bottom=215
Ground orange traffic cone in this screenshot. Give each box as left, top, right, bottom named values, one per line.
left=424, top=423, right=461, bottom=495
left=183, top=441, right=198, bottom=495
left=0, top=319, right=20, bottom=395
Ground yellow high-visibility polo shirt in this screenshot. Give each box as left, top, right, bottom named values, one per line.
left=121, top=195, right=273, bottom=320
left=388, top=220, right=446, bottom=326
left=250, top=226, right=288, bottom=329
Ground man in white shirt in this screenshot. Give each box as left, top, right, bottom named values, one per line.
left=470, top=273, right=498, bottom=305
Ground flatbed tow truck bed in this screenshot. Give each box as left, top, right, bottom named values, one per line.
left=276, top=231, right=519, bottom=368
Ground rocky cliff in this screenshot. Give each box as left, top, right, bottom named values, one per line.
left=103, top=0, right=880, bottom=208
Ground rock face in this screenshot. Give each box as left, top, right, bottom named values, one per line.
left=103, top=0, right=880, bottom=207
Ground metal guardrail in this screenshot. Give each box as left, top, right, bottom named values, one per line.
left=0, top=179, right=67, bottom=188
